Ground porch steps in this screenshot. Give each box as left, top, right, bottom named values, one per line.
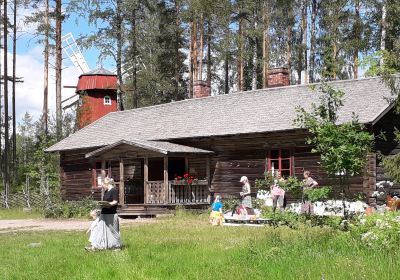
left=118, top=205, right=170, bottom=217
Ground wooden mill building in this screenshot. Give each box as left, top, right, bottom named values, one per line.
left=47, top=68, right=398, bottom=216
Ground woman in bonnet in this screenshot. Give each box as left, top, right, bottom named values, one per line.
left=86, top=177, right=122, bottom=251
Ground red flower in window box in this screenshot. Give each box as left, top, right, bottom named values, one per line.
left=174, top=174, right=197, bottom=187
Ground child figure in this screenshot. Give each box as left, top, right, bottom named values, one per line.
left=87, top=209, right=100, bottom=245
left=209, top=195, right=224, bottom=226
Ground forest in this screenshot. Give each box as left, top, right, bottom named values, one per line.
left=0, top=0, right=399, bottom=206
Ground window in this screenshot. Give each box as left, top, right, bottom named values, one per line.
left=91, top=161, right=112, bottom=188
left=104, top=95, right=112, bottom=105
left=267, top=148, right=293, bottom=178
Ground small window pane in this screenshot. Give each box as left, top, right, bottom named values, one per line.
left=281, top=170, right=290, bottom=178
left=281, top=149, right=290, bottom=158
left=270, top=150, right=279, bottom=159
left=270, top=160, right=279, bottom=170
left=104, top=96, right=111, bottom=105
left=281, top=159, right=290, bottom=169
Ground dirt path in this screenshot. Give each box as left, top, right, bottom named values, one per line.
left=0, top=218, right=154, bottom=233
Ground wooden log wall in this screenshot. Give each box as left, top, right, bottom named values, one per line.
left=60, top=149, right=143, bottom=201
left=60, top=149, right=95, bottom=200
left=187, top=156, right=207, bottom=180
left=374, top=109, right=400, bottom=196
left=174, top=131, right=373, bottom=200
left=60, top=125, right=385, bottom=203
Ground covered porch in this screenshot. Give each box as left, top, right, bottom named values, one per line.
left=85, top=140, right=213, bottom=212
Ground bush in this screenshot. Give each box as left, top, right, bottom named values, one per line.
left=260, top=206, right=344, bottom=229
left=255, top=172, right=274, bottom=191
left=43, top=197, right=98, bottom=219
left=280, top=176, right=303, bottom=197
left=222, top=198, right=240, bottom=212
left=256, top=175, right=303, bottom=198
left=304, top=186, right=332, bottom=202
left=349, top=212, right=400, bottom=250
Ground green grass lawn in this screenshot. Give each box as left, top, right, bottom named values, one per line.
left=0, top=208, right=43, bottom=220
left=0, top=213, right=398, bottom=280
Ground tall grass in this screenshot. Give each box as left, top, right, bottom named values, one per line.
left=0, top=208, right=43, bottom=220
left=0, top=214, right=398, bottom=279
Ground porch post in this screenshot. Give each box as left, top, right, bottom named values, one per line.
left=185, top=157, right=189, bottom=173
left=119, top=158, right=125, bottom=205
left=206, top=157, right=211, bottom=188
left=101, top=160, right=106, bottom=180
left=164, top=156, right=168, bottom=204
left=101, top=160, right=106, bottom=201
left=144, top=157, right=149, bottom=204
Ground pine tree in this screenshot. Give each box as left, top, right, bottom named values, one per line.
left=3, top=0, right=10, bottom=208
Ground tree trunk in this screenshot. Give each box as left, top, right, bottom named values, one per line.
left=262, top=2, right=269, bottom=88
left=238, top=16, right=245, bottom=91
left=55, top=0, right=62, bottom=140
left=287, top=6, right=293, bottom=84
left=206, top=20, right=211, bottom=85
left=193, top=19, right=198, bottom=82
left=0, top=0, right=2, bottom=174
left=224, top=24, right=229, bottom=94
left=251, top=11, right=258, bottom=91
left=333, top=32, right=338, bottom=80
left=198, top=13, right=204, bottom=81
left=116, top=0, right=124, bottom=110
left=353, top=0, right=360, bottom=79
left=189, top=20, right=194, bottom=98
left=380, top=0, right=386, bottom=66
left=4, top=0, right=10, bottom=207
left=12, top=0, right=17, bottom=180
left=174, top=0, right=180, bottom=100
left=130, top=8, right=138, bottom=108
left=309, top=0, right=317, bottom=83
left=301, top=0, right=308, bottom=84
left=43, top=0, right=49, bottom=134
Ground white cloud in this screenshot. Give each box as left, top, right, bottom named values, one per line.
left=2, top=46, right=81, bottom=124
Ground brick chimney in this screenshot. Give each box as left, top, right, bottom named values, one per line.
left=267, top=67, right=290, bottom=88
left=193, top=80, right=211, bottom=98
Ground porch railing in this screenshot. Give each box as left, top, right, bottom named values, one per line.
left=145, top=180, right=209, bottom=205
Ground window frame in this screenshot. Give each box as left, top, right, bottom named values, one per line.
left=267, top=148, right=293, bottom=178
left=103, top=95, right=112, bottom=105
left=91, top=161, right=112, bottom=188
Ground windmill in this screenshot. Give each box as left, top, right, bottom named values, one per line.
left=61, top=32, right=90, bottom=110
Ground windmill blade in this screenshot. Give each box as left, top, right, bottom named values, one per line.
left=62, top=94, right=79, bottom=110
left=63, top=100, right=79, bottom=110
left=62, top=33, right=90, bottom=74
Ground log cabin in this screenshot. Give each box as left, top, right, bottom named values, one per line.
left=47, top=67, right=398, bottom=216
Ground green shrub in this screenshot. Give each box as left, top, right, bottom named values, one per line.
left=349, top=212, right=400, bottom=250
left=280, top=176, right=303, bottom=197
left=43, top=197, right=98, bottom=219
left=256, top=175, right=303, bottom=198
left=255, top=172, right=274, bottom=191
left=304, top=186, right=332, bottom=202
left=222, top=198, right=240, bottom=212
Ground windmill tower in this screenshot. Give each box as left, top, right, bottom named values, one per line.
left=75, top=68, right=118, bottom=128
left=62, top=33, right=119, bottom=129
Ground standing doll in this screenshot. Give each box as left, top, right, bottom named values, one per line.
left=271, top=171, right=286, bottom=213
left=239, top=176, right=253, bottom=217
left=301, top=171, right=318, bottom=214
left=87, top=209, right=100, bottom=245
left=210, top=195, right=224, bottom=226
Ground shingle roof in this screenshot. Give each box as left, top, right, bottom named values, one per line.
left=80, top=68, right=116, bottom=77
left=85, top=139, right=214, bottom=158
left=47, top=77, right=393, bottom=152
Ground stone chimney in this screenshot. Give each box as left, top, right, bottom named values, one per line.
left=193, top=80, right=211, bottom=98
left=267, top=67, right=290, bottom=88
